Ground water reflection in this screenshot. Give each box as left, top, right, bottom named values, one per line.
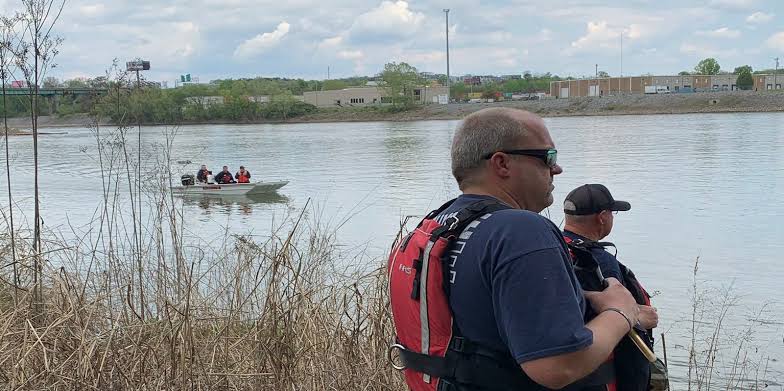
left=181, top=192, right=290, bottom=216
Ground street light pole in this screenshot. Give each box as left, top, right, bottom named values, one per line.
left=620, top=30, right=623, bottom=77
left=126, top=58, right=149, bottom=320
left=444, top=8, right=450, bottom=104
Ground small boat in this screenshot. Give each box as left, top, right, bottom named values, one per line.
left=172, top=174, right=288, bottom=196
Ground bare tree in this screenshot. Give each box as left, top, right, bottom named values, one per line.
left=14, top=0, right=66, bottom=314
left=0, top=15, right=22, bottom=304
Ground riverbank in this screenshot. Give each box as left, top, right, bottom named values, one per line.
left=294, top=90, right=784, bottom=123
left=4, top=90, right=784, bottom=129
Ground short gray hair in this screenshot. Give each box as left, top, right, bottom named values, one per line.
left=451, top=108, right=529, bottom=188
left=564, top=214, right=595, bottom=226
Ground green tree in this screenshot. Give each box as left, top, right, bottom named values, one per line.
left=42, top=76, right=60, bottom=88
left=694, top=58, right=721, bottom=75
left=322, top=79, right=349, bottom=90
left=437, top=74, right=448, bottom=85
left=63, top=78, right=88, bottom=88
left=733, top=65, right=753, bottom=74
left=597, top=71, right=610, bottom=78
left=736, top=69, right=754, bottom=90
left=449, top=82, right=467, bottom=101
left=678, top=71, right=691, bottom=76
left=380, top=62, right=424, bottom=108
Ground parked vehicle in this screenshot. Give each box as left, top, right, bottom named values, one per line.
left=645, top=85, right=671, bottom=94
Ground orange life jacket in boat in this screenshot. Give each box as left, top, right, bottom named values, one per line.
left=237, top=171, right=250, bottom=183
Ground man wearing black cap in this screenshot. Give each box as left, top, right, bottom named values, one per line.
left=563, top=184, right=658, bottom=391
left=563, top=184, right=631, bottom=281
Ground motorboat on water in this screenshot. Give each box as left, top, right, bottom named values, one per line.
left=172, top=174, right=288, bottom=196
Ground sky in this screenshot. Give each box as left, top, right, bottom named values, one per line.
left=2, top=0, right=784, bottom=84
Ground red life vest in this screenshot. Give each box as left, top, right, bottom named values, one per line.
left=388, top=199, right=614, bottom=391
left=237, top=171, right=250, bottom=183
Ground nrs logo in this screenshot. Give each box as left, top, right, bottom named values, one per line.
left=398, top=264, right=413, bottom=274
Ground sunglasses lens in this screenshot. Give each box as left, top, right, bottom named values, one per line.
left=547, top=150, right=557, bottom=167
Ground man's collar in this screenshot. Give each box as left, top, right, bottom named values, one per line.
left=563, top=229, right=590, bottom=242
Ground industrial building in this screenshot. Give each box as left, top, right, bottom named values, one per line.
left=303, top=85, right=449, bottom=107
left=550, top=74, right=781, bottom=98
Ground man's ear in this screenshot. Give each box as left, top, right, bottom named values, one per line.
left=488, top=153, right=512, bottom=178
left=596, top=212, right=606, bottom=226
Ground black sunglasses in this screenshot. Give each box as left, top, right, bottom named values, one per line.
left=482, top=148, right=558, bottom=167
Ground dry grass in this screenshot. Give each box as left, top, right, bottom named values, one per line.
left=0, top=122, right=404, bottom=390
left=681, top=257, right=782, bottom=391
left=0, top=213, right=402, bottom=390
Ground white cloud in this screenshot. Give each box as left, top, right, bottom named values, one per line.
left=337, top=50, right=363, bottom=60
left=679, top=42, right=739, bottom=59
left=317, top=36, right=343, bottom=51
left=347, top=1, right=425, bottom=42
left=568, top=21, right=649, bottom=54
left=571, top=21, right=613, bottom=49
left=79, top=4, right=105, bottom=17
left=766, top=32, right=784, bottom=50
left=696, top=27, right=741, bottom=38
left=233, top=21, right=290, bottom=59
left=746, top=12, right=774, bottom=23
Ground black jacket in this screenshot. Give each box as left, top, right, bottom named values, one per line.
left=214, top=171, right=235, bottom=184
left=197, top=169, right=212, bottom=182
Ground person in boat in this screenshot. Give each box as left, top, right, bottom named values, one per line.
left=235, top=166, right=251, bottom=183
left=563, top=184, right=659, bottom=391
left=388, top=108, right=640, bottom=390
left=214, top=166, right=236, bottom=184
left=196, top=165, right=212, bottom=183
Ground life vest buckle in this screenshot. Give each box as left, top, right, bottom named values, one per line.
left=444, top=216, right=459, bottom=231
left=388, top=343, right=407, bottom=370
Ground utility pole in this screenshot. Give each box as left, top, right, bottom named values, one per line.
left=775, top=57, right=780, bottom=90
left=444, top=8, right=450, bottom=103
left=620, top=30, right=623, bottom=77
left=327, top=66, right=330, bottom=80
left=125, top=59, right=149, bottom=321
left=595, top=64, right=598, bottom=78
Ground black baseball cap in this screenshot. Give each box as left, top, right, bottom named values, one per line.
left=563, top=184, right=631, bottom=215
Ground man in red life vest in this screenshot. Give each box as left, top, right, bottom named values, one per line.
left=214, top=166, right=235, bottom=184
left=235, top=166, right=251, bottom=183
left=388, top=108, right=641, bottom=391
left=196, top=165, right=212, bottom=183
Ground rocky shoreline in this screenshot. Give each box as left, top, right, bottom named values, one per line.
left=4, top=90, right=783, bottom=129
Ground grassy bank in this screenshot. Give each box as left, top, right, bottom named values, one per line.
left=4, top=90, right=784, bottom=130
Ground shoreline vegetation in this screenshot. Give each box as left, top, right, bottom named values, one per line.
left=3, top=90, right=784, bottom=131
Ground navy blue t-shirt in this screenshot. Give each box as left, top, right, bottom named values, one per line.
left=563, top=230, right=624, bottom=284
left=437, top=194, right=593, bottom=364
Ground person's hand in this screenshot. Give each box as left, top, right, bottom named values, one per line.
left=637, top=305, right=658, bottom=329
left=584, top=278, right=640, bottom=328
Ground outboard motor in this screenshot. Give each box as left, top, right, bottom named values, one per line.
left=181, top=174, right=195, bottom=186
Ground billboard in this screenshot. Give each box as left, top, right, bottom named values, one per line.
left=126, top=60, right=150, bottom=71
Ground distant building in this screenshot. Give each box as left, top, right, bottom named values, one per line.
left=303, top=86, right=449, bottom=107
left=479, top=76, right=500, bottom=84
left=550, top=74, right=780, bottom=98
left=463, top=76, right=481, bottom=85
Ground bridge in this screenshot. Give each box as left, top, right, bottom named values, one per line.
left=1, top=87, right=109, bottom=96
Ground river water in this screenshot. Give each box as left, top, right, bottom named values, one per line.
left=2, top=112, right=783, bottom=388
